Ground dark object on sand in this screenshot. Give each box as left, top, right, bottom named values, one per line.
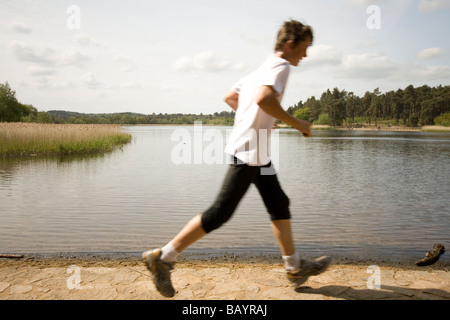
left=415, top=244, right=445, bottom=266
left=0, top=254, right=24, bottom=259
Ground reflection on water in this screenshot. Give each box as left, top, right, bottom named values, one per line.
left=1, top=126, right=449, bottom=261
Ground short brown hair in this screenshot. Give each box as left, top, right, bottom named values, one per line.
left=275, top=19, right=313, bottom=51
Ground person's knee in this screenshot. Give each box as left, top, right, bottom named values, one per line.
left=201, top=204, right=234, bottom=233
left=269, top=193, right=291, bottom=221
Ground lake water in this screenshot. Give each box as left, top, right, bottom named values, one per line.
left=1, top=126, right=449, bottom=262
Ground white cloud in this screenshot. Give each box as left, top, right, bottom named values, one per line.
left=345, top=54, right=396, bottom=78
left=173, top=51, right=245, bottom=72
left=305, top=51, right=396, bottom=80
left=417, top=47, right=446, bottom=60
left=113, top=55, right=136, bottom=73
left=395, top=62, right=450, bottom=81
left=8, top=41, right=90, bottom=67
left=7, top=21, right=32, bottom=34
left=418, top=0, right=450, bottom=11
left=112, top=55, right=132, bottom=62
left=313, top=51, right=450, bottom=85
left=303, top=44, right=343, bottom=67
left=27, top=66, right=55, bottom=76
left=418, top=65, right=450, bottom=80
left=335, top=53, right=398, bottom=79
left=172, top=56, right=191, bottom=71
left=9, top=41, right=54, bottom=65
left=346, top=0, right=386, bottom=8
left=59, top=47, right=91, bottom=66
left=120, top=65, right=136, bottom=72
left=52, top=80, right=73, bottom=89
left=82, top=72, right=102, bottom=89
left=120, top=81, right=140, bottom=89
left=34, top=77, right=49, bottom=89
left=233, top=31, right=271, bottom=45
left=73, top=34, right=109, bottom=48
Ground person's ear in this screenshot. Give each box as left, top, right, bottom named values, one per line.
left=285, top=40, right=295, bottom=50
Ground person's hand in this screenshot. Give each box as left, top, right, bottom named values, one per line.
left=294, top=119, right=312, bottom=137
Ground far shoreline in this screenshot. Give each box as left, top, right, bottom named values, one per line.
left=311, top=124, right=450, bottom=132
left=124, top=123, right=450, bottom=132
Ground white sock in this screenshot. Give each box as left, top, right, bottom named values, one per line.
left=160, top=241, right=180, bottom=263
left=282, top=251, right=300, bottom=272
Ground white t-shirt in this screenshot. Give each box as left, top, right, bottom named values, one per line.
left=225, top=55, right=290, bottom=166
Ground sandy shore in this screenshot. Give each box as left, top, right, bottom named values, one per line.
left=1, top=254, right=448, bottom=301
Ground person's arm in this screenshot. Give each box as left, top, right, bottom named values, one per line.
left=256, top=85, right=311, bottom=137
left=224, top=90, right=239, bottom=111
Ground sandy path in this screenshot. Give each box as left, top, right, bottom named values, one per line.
left=1, top=256, right=448, bottom=301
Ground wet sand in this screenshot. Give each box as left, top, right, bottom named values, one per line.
left=1, top=253, right=448, bottom=301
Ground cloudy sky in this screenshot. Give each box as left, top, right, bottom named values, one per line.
left=1, top=0, right=449, bottom=115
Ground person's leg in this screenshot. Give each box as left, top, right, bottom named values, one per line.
left=143, top=159, right=257, bottom=297
left=167, top=161, right=256, bottom=255
left=154, top=215, right=206, bottom=266
left=270, top=219, right=295, bottom=256
left=254, top=165, right=331, bottom=285
left=252, top=166, right=301, bottom=272
left=271, top=219, right=302, bottom=274
left=171, top=215, right=206, bottom=253
left=253, top=165, right=293, bottom=252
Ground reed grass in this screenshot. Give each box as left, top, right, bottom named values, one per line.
left=421, top=125, right=450, bottom=132
left=0, top=123, right=132, bottom=157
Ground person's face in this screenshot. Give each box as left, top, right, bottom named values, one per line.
left=286, top=38, right=312, bottom=67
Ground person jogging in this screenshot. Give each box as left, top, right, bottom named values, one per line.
left=143, top=19, right=331, bottom=298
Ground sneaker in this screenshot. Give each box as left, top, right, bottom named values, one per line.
left=287, top=256, right=331, bottom=286
left=142, top=248, right=176, bottom=297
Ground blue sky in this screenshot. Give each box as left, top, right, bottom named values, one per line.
left=1, top=0, right=449, bottom=115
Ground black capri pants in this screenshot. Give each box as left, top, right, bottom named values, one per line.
left=201, top=157, right=291, bottom=234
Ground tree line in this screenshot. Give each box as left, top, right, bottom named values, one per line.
left=0, top=82, right=234, bottom=126
left=1, top=81, right=449, bottom=127
left=287, top=84, right=450, bottom=127
left=42, top=110, right=235, bottom=126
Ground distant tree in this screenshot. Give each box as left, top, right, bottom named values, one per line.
left=361, top=91, right=373, bottom=125
left=294, top=107, right=311, bottom=121
left=303, top=97, right=320, bottom=122
left=403, top=85, right=417, bottom=125
left=20, top=104, right=38, bottom=122
left=367, top=88, right=381, bottom=126
left=287, top=101, right=303, bottom=115
left=421, top=98, right=440, bottom=125
left=2, top=81, right=450, bottom=127
left=320, top=89, right=333, bottom=120
left=330, top=88, right=347, bottom=126
left=434, top=113, right=450, bottom=126
left=346, top=92, right=357, bottom=124
left=315, top=113, right=332, bottom=126
left=37, top=112, right=51, bottom=123
left=0, top=82, right=22, bottom=122
left=120, top=114, right=137, bottom=124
